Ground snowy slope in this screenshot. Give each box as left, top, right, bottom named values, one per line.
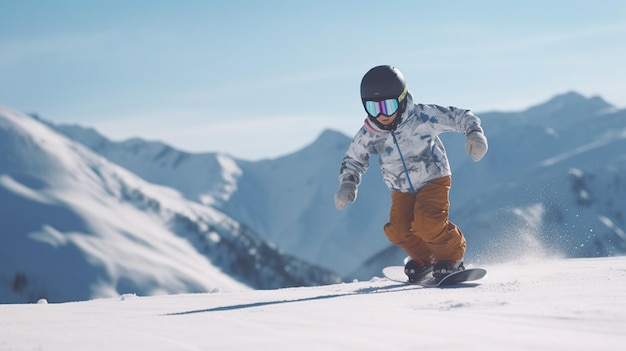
left=0, top=107, right=341, bottom=304
left=354, top=92, right=626, bottom=278
left=232, top=91, right=626, bottom=278
left=55, top=122, right=392, bottom=277
left=51, top=125, right=240, bottom=207
left=54, top=92, right=626, bottom=279
left=447, top=92, right=626, bottom=261
left=1, top=257, right=624, bottom=351
left=224, top=130, right=392, bottom=276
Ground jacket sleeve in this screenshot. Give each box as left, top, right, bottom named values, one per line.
left=419, top=104, right=484, bottom=135
left=338, top=128, right=372, bottom=185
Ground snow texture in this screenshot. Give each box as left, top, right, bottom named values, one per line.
left=0, top=257, right=624, bottom=350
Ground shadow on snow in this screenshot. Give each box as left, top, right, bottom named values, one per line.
left=165, top=283, right=421, bottom=315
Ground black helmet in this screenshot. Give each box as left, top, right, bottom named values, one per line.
left=360, top=65, right=408, bottom=131
left=360, top=65, right=407, bottom=101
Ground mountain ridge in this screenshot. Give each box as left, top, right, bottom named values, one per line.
left=50, top=92, right=626, bottom=279
left=0, top=107, right=342, bottom=303
left=9, top=90, right=626, bottom=286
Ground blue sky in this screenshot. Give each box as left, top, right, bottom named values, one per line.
left=1, top=1, right=625, bottom=160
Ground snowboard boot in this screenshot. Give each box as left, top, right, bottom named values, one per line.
left=404, top=256, right=436, bottom=282
left=433, top=258, right=465, bottom=280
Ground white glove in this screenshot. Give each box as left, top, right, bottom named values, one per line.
left=466, top=131, right=488, bottom=162
left=334, top=181, right=357, bottom=210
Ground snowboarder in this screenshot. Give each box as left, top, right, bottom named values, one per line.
left=334, top=65, right=488, bottom=282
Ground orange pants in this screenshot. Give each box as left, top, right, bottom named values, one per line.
left=383, top=176, right=466, bottom=262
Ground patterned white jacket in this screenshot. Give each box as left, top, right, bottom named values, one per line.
left=339, top=92, right=484, bottom=193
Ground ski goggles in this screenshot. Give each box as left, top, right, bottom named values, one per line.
left=363, top=98, right=399, bottom=118
left=362, top=86, right=408, bottom=118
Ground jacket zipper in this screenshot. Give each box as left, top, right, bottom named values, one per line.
left=392, top=131, right=416, bottom=193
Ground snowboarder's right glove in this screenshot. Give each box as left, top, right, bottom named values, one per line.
left=334, top=176, right=358, bottom=210
left=465, top=130, right=488, bottom=162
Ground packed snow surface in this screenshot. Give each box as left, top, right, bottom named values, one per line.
left=1, top=257, right=624, bottom=350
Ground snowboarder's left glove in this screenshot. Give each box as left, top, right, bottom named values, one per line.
left=335, top=176, right=358, bottom=210
left=466, top=130, right=488, bottom=162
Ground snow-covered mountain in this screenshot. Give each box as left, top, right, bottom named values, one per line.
left=55, top=123, right=393, bottom=278
left=54, top=92, right=626, bottom=280
left=447, top=92, right=626, bottom=259
left=0, top=107, right=341, bottom=304
left=356, top=92, right=626, bottom=278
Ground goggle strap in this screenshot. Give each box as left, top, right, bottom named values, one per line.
left=398, top=85, right=408, bottom=102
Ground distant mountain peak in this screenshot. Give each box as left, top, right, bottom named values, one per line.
left=281, top=129, right=350, bottom=159
left=523, top=91, right=613, bottom=123
left=550, top=91, right=587, bottom=102
left=537, top=91, right=611, bottom=110
left=315, top=129, right=350, bottom=144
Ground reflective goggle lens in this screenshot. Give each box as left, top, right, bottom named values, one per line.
left=364, top=98, right=399, bottom=117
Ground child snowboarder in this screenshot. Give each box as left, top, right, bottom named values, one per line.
left=334, top=65, right=488, bottom=282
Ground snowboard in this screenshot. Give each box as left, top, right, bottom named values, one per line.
left=382, top=266, right=487, bottom=287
